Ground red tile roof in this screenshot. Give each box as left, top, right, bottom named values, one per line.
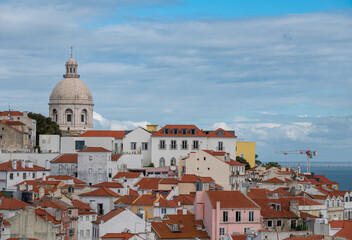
left=172, top=195, right=195, bottom=206
left=133, top=195, right=159, bottom=205
left=94, top=208, right=125, bottom=224
left=92, top=182, right=124, bottom=188
left=207, top=128, right=237, bottom=138
left=314, top=175, right=338, bottom=185
left=0, top=111, right=24, bottom=116
left=47, top=175, right=86, bottom=185
left=51, top=154, right=77, bottom=163
left=2, top=120, right=25, bottom=125
left=151, top=212, right=209, bottom=239
left=73, top=199, right=92, bottom=211
left=283, top=235, right=325, bottom=240
left=101, top=233, right=136, bottom=239
left=179, top=174, right=215, bottom=183
left=231, top=235, right=248, bottom=240
left=0, top=197, right=30, bottom=210
left=261, top=177, right=293, bottom=183
left=78, top=147, right=111, bottom=152
left=111, top=154, right=122, bottom=161
left=252, top=198, right=300, bottom=219
left=152, top=125, right=207, bottom=137
left=206, top=191, right=260, bottom=209
left=79, top=130, right=125, bottom=138
left=113, top=172, right=143, bottom=179
left=35, top=208, right=60, bottom=224
left=37, top=199, right=68, bottom=210
left=79, top=187, right=121, bottom=198
left=0, top=161, right=49, bottom=171
left=135, top=178, right=162, bottom=190
left=115, top=195, right=140, bottom=205
left=159, top=178, right=179, bottom=184
left=247, top=188, right=272, bottom=199
left=225, top=159, right=246, bottom=166
left=156, top=198, right=180, bottom=208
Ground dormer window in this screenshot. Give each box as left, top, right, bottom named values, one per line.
left=181, top=128, right=187, bottom=135
left=217, top=130, right=224, bottom=136
left=163, top=128, right=170, bottom=134
left=172, top=128, right=178, bottom=135
left=190, top=128, right=196, bottom=135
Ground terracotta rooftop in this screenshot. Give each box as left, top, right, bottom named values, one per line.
left=159, top=178, right=179, bottom=184
left=113, top=172, right=143, bottom=179
left=73, top=199, right=92, bottom=211
left=230, top=235, right=248, bottom=240
left=0, top=161, right=49, bottom=171
left=115, top=195, right=140, bottom=205
left=111, top=154, right=122, bottom=161
left=206, top=191, right=260, bottom=209
left=152, top=125, right=207, bottom=137
left=92, top=182, right=124, bottom=188
left=252, top=198, right=300, bottom=219
left=79, top=130, right=126, bottom=139
left=51, top=154, right=77, bottom=163
left=47, top=175, right=86, bottom=185
left=261, top=177, right=293, bottom=184
left=94, top=208, right=125, bottom=224
left=151, top=212, right=209, bottom=239
left=179, top=174, right=215, bottom=183
left=101, top=233, right=136, bottom=239
left=78, top=147, right=111, bottom=152
left=79, top=187, right=121, bottom=198
left=35, top=208, right=60, bottom=224
left=206, top=128, right=237, bottom=138
left=134, top=178, right=162, bottom=190
left=283, top=235, right=325, bottom=240
left=0, top=111, right=24, bottom=116
left=0, top=197, right=30, bottom=210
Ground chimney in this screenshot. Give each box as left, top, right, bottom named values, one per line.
left=12, top=160, right=17, bottom=170
left=182, top=209, right=187, bottom=215
left=42, top=174, right=47, bottom=181
left=289, top=200, right=300, bottom=217
left=28, top=161, right=33, bottom=168
left=21, top=160, right=25, bottom=168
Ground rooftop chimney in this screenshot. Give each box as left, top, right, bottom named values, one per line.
left=21, top=160, right=25, bottom=168
left=12, top=160, right=17, bottom=170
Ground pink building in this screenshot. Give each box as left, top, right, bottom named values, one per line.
left=194, top=191, right=262, bottom=240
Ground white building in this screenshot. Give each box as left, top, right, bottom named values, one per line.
left=122, top=127, right=151, bottom=166
left=39, top=135, right=60, bottom=153
left=0, top=160, right=50, bottom=191
left=77, top=147, right=113, bottom=186
left=50, top=154, right=77, bottom=176
left=92, top=207, right=152, bottom=240
left=151, top=125, right=237, bottom=167
left=78, top=211, right=98, bottom=240
left=49, top=53, right=94, bottom=134
left=112, top=172, right=144, bottom=189
left=79, top=187, right=121, bottom=216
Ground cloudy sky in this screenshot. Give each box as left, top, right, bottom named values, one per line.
left=1, top=0, right=351, bottom=163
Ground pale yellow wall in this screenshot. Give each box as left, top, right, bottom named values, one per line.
left=132, top=204, right=154, bottom=220
left=236, top=142, right=256, bottom=168
left=158, top=183, right=178, bottom=191
left=146, top=125, right=158, bottom=132
left=178, top=182, right=196, bottom=195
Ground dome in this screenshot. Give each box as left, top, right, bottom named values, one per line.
left=50, top=77, right=93, bottom=102
left=67, top=57, right=77, bottom=65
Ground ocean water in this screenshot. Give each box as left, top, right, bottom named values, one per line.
left=275, top=162, right=352, bottom=191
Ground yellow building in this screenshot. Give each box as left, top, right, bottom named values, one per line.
left=236, top=142, right=256, bottom=168
left=146, top=124, right=158, bottom=132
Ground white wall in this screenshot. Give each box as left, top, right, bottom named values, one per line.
left=79, top=195, right=116, bottom=217
left=207, top=137, right=236, bottom=158
left=78, top=213, right=97, bottom=240
left=39, top=135, right=60, bottom=153
left=123, top=127, right=151, bottom=166
left=61, top=137, right=118, bottom=154
left=0, top=153, right=59, bottom=168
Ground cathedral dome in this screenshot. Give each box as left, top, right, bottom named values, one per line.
left=50, top=77, right=93, bottom=102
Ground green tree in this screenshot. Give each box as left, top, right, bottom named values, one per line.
left=262, top=162, right=281, bottom=168
left=28, top=112, right=62, bottom=147
left=236, top=156, right=251, bottom=170
left=255, top=154, right=262, bottom=166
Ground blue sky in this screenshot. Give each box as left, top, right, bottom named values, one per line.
left=0, top=0, right=351, bottom=163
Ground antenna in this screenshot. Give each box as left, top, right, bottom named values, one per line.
left=70, top=46, right=73, bottom=58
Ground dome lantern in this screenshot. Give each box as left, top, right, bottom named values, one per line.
left=64, top=46, right=79, bottom=78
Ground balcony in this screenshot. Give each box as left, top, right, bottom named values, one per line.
left=69, top=228, right=75, bottom=235
left=169, top=144, right=178, bottom=150
left=158, top=144, right=166, bottom=150
left=216, top=146, right=225, bottom=151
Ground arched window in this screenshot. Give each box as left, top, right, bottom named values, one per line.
left=53, top=109, right=58, bottom=122
left=170, top=158, right=176, bottom=166
left=73, top=67, right=75, bottom=73
left=326, top=200, right=330, bottom=207
left=337, top=199, right=340, bottom=207
left=81, top=109, right=87, bottom=123
left=70, top=67, right=72, bottom=73
left=159, top=158, right=165, bottom=167
left=332, top=199, right=335, bottom=207
left=65, top=109, right=73, bottom=123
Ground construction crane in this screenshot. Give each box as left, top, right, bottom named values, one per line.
left=275, top=150, right=317, bottom=173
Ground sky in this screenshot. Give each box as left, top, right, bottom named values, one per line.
left=0, top=0, right=351, bottom=163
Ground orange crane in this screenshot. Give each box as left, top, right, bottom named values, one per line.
left=275, top=150, right=317, bottom=173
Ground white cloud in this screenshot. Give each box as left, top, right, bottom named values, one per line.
left=298, top=115, right=308, bottom=118
left=292, top=122, right=312, bottom=127
left=234, top=116, right=259, bottom=122
left=93, top=111, right=150, bottom=130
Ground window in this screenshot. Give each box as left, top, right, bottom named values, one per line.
left=149, top=208, right=153, bottom=213
left=332, top=200, right=335, bottom=207
left=172, top=128, right=178, bottom=134
left=218, top=141, right=224, bottom=151
left=193, top=140, right=199, bottom=149
left=190, top=128, right=197, bottom=135
left=161, top=208, right=167, bottom=214
left=0, top=135, right=2, bottom=139
left=75, top=140, right=85, bottom=150
left=67, top=114, right=72, bottom=122
left=181, top=128, right=187, bottom=135
left=181, top=140, right=188, bottom=149
left=98, top=168, right=102, bottom=174
left=267, top=220, right=273, bottom=227
left=240, top=153, right=245, bottom=158
left=249, top=211, right=254, bottom=222
left=326, top=200, right=330, bottom=207
left=23, top=173, right=26, bottom=180
left=9, top=173, right=13, bottom=180
left=163, top=128, right=170, bottom=134
left=171, top=158, right=176, bottom=166
left=159, top=158, right=165, bottom=167
left=142, top=142, right=148, bottom=150
left=80, top=230, right=84, bottom=237
left=208, top=167, right=210, bottom=170
left=204, top=157, right=206, bottom=161
left=88, top=168, right=93, bottom=174
left=97, top=203, right=104, bottom=215
left=217, top=130, right=224, bottom=136
left=131, top=142, right=137, bottom=150
left=89, top=156, right=93, bottom=161
left=81, top=114, right=84, bottom=122
left=86, top=230, right=90, bottom=237
left=159, top=140, right=166, bottom=149
left=137, top=206, right=144, bottom=213
left=337, top=200, right=340, bottom=207
left=171, top=140, right=177, bottom=149
left=223, top=211, right=228, bottom=222
left=219, top=227, right=225, bottom=236
left=32, top=173, right=35, bottom=179
left=236, top=211, right=241, bottom=222
left=277, top=220, right=282, bottom=227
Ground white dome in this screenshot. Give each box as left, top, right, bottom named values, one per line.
left=50, top=77, right=93, bottom=102
left=67, top=57, right=77, bottom=65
